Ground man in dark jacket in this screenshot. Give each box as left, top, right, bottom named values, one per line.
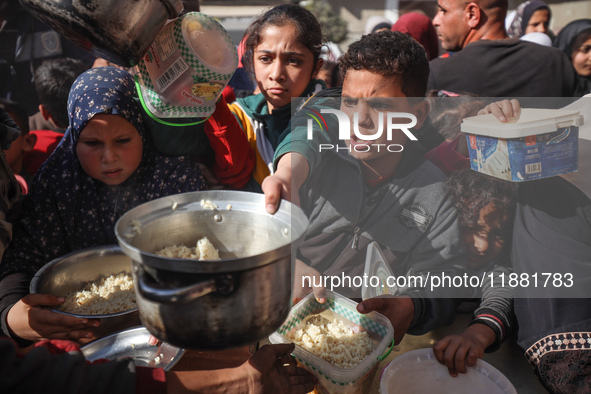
left=429, top=0, right=579, bottom=97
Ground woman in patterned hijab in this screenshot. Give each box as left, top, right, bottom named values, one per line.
left=0, top=67, right=206, bottom=343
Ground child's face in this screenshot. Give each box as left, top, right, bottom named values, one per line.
left=340, top=69, right=426, bottom=174
left=524, top=9, right=550, bottom=35
left=76, top=114, right=143, bottom=186
left=572, top=37, right=591, bottom=77
left=461, top=203, right=511, bottom=270
left=253, top=24, right=318, bottom=112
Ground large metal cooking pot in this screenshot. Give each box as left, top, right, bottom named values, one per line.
left=115, top=191, right=309, bottom=349
left=19, top=0, right=183, bottom=66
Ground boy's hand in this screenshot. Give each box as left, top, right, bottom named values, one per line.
left=262, top=153, right=308, bottom=214
left=7, top=294, right=98, bottom=342
left=477, top=99, right=521, bottom=122
left=357, top=296, right=414, bottom=345
left=262, top=172, right=292, bottom=215
left=433, top=323, right=495, bottom=376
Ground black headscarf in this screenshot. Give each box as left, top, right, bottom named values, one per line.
left=554, top=19, right=591, bottom=96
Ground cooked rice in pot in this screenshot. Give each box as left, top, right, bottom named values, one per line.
left=155, top=236, right=220, bottom=260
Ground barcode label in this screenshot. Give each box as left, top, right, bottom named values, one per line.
left=525, top=163, right=541, bottom=174
left=156, top=57, right=189, bottom=92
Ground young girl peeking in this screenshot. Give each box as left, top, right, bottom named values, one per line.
left=0, top=67, right=206, bottom=345
left=206, top=3, right=326, bottom=191
left=433, top=169, right=517, bottom=376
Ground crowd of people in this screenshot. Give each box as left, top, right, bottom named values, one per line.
left=0, top=0, right=590, bottom=393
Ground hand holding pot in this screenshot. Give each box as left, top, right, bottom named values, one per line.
left=6, top=294, right=98, bottom=342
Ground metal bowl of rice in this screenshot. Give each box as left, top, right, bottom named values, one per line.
left=30, top=246, right=141, bottom=342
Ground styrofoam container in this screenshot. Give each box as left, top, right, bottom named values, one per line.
left=269, top=291, right=394, bottom=394
left=461, top=108, right=582, bottom=181
left=380, top=348, right=517, bottom=393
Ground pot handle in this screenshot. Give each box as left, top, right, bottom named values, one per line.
left=135, top=265, right=219, bottom=304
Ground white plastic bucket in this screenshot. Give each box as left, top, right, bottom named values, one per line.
left=134, top=12, right=238, bottom=118
left=461, top=108, right=582, bottom=182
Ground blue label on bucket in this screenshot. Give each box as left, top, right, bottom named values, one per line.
left=467, top=126, right=579, bottom=182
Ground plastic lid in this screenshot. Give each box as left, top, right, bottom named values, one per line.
left=181, top=12, right=237, bottom=76
left=361, top=242, right=397, bottom=300
left=461, top=108, right=583, bottom=138
left=380, top=348, right=517, bottom=394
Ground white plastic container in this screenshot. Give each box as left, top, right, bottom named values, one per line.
left=134, top=12, right=238, bottom=118
left=269, top=291, right=394, bottom=394
left=380, top=348, right=517, bottom=393
left=461, top=108, right=582, bottom=181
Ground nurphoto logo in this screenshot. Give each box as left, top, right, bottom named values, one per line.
left=305, top=108, right=419, bottom=153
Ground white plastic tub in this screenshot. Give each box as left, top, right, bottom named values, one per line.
left=269, top=291, right=394, bottom=394
left=380, top=348, right=517, bottom=393
left=461, top=108, right=582, bottom=181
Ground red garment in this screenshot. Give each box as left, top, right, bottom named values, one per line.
left=237, top=35, right=248, bottom=68
left=34, top=339, right=81, bottom=354
left=203, top=96, right=255, bottom=189
left=222, top=84, right=236, bottom=104
left=391, top=13, right=439, bottom=60
left=136, top=367, right=167, bottom=394
left=23, top=129, right=64, bottom=176
left=424, top=135, right=470, bottom=175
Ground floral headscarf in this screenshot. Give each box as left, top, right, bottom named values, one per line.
left=0, top=67, right=206, bottom=279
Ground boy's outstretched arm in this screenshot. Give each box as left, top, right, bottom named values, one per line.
left=262, top=153, right=309, bottom=214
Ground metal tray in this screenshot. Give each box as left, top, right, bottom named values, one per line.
left=81, top=326, right=184, bottom=371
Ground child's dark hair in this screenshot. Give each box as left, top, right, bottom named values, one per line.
left=445, top=169, right=517, bottom=230
left=34, top=58, right=87, bottom=129
left=0, top=98, right=29, bottom=134
left=243, top=4, right=323, bottom=74
left=339, top=30, right=429, bottom=97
